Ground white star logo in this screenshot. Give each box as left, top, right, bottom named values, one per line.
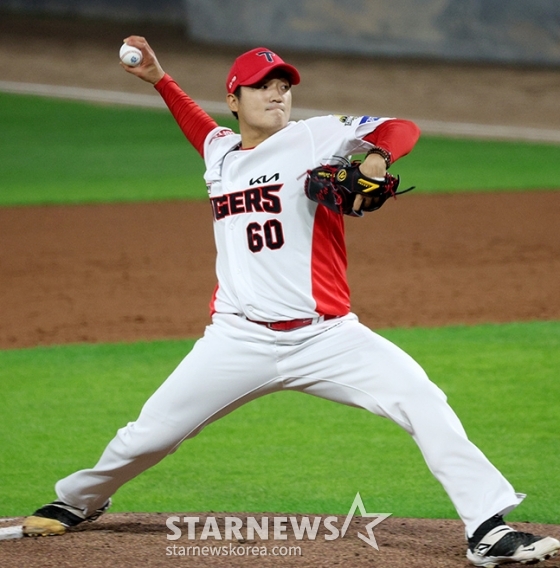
left=340, top=492, right=391, bottom=550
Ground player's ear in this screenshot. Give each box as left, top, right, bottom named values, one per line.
left=226, top=93, right=239, bottom=114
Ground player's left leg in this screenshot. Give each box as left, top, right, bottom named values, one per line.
left=277, top=314, right=558, bottom=564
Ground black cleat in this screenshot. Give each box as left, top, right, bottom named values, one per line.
left=22, top=499, right=111, bottom=537
left=467, top=515, right=560, bottom=567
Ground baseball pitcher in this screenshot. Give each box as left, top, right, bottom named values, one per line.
left=23, top=39, right=560, bottom=568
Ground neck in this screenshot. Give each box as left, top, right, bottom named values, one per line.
left=239, top=122, right=288, bottom=149
left=239, top=127, right=272, bottom=149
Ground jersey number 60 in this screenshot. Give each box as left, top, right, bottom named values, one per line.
left=246, top=220, right=285, bottom=253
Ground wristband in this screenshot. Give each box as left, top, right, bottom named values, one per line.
left=366, top=146, right=392, bottom=169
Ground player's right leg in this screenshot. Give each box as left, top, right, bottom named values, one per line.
left=23, top=314, right=280, bottom=536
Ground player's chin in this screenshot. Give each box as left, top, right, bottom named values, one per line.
left=266, top=110, right=290, bottom=128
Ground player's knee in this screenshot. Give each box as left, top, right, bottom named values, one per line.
left=113, top=420, right=187, bottom=457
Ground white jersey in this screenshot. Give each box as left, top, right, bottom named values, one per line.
left=203, top=114, right=391, bottom=322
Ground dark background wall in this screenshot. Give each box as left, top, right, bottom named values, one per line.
left=2, top=0, right=560, bottom=65
left=0, top=0, right=185, bottom=23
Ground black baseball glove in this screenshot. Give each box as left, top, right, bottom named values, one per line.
left=304, top=160, right=414, bottom=217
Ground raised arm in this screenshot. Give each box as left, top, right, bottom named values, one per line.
left=120, top=36, right=218, bottom=157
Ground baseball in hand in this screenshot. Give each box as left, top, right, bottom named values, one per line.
left=119, top=43, right=143, bottom=67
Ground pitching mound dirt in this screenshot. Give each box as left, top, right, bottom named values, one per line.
left=2, top=514, right=560, bottom=568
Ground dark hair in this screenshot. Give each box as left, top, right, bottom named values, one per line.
left=231, top=85, right=241, bottom=120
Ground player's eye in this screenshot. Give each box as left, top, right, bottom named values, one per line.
left=255, top=79, right=290, bottom=91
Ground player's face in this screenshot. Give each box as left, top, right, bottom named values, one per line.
left=228, top=75, right=292, bottom=144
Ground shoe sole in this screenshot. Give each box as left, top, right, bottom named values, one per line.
left=467, top=545, right=559, bottom=567
left=22, top=516, right=67, bottom=537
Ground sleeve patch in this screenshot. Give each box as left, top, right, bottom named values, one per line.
left=359, top=116, right=382, bottom=125
left=336, top=115, right=357, bottom=126
left=209, top=128, right=235, bottom=144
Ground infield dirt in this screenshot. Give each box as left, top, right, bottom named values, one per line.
left=0, top=13, right=559, bottom=568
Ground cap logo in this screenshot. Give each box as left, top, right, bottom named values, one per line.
left=256, top=50, right=275, bottom=63
left=228, top=75, right=237, bottom=90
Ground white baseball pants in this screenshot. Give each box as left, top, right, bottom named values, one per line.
left=55, top=313, right=523, bottom=536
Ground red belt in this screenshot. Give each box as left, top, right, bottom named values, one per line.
left=247, top=314, right=339, bottom=331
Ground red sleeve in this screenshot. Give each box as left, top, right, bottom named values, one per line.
left=154, top=74, right=218, bottom=158
left=362, top=119, right=421, bottom=164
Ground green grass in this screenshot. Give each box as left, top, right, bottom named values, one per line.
left=0, top=93, right=559, bottom=206
left=389, top=136, right=560, bottom=192
left=1, top=321, right=558, bottom=524
left=0, top=93, right=210, bottom=205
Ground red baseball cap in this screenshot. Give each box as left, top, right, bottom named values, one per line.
left=226, top=47, right=300, bottom=94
